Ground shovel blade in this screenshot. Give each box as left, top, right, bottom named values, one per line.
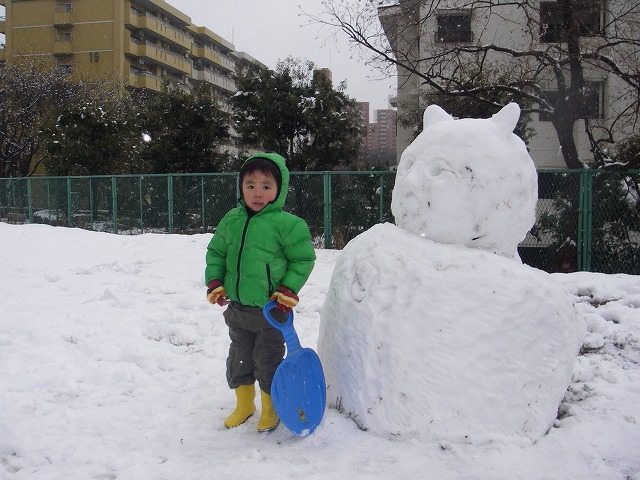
left=271, top=348, right=326, bottom=436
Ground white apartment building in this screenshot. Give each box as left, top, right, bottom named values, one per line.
left=379, top=0, right=637, bottom=169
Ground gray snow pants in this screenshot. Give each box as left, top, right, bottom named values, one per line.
left=223, top=301, right=286, bottom=394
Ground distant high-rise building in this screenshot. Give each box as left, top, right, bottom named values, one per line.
left=357, top=102, right=397, bottom=167
left=370, top=108, right=397, bottom=156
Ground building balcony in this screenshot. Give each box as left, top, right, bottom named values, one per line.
left=191, top=45, right=235, bottom=73
left=53, top=40, right=73, bottom=56
left=53, top=11, right=73, bottom=26
left=129, top=67, right=163, bottom=92
left=191, top=67, right=237, bottom=93
left=126, top=8, right=192, bottom=51
left=217, top=102, right=233, bottom=115
left=126, top=37, right=192, bottom=75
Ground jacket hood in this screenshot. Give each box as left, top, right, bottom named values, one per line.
left=240, top=153, right=290, bottom=213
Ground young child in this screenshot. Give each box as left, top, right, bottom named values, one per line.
left=205, top=153, right=316, bottom=432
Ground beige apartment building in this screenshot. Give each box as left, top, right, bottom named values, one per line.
left=0, top=0, right=266, bottom=152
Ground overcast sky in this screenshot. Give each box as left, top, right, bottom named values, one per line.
left=177, top=1, right=397, bottom=118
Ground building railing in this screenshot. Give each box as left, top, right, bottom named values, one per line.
left=191, top=67, right=236, bottom=92
left=1, top=170, right=639, bottom=274
left=129, top=8, right=192, bottom=50
left=192, top=44, right=235, bottom=71
left=145, top=11, right=188, bottom=40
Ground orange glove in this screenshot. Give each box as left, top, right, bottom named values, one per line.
left=270, top=285, right=299, bottom=313
left=207, top=280, right=228, bottom=306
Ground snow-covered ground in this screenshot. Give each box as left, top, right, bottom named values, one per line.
left=1, top=223, right=639, bottom=479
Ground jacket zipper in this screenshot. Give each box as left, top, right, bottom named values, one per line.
left=266, top=264, right=273, bottom=296
left=235, top=216, right=252, bottom=304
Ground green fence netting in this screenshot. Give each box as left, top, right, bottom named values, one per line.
left=1, top=170, right=638, bottom=274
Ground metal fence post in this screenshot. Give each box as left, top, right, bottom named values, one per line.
left=167, top=174, right=174, bottom=234
left=66, top=177, right=73, bottom=227
left=111, top=176, right=118, bottom=234
left=46, top=178, right=52, bottom=222
left=10, top=178, right=16, bottom=213
left=201, top=175, right=206, bottom=233
left=577, top=170, right=593, bottom=272
left=379, top=174, right=385, bottom=224
left=577, top=172, right=585, bottom=271
left=582, top=171, right=593, bottom=272
left=27, top=177, right=33, bottom=223
left=89, top=178, right=94, bottom=226
left=138, top=176, right=144, bottom=233
left=323, top=172, right=332, bottom=249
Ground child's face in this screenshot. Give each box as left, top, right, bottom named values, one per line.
left=241, top=170, right=278, bottom=213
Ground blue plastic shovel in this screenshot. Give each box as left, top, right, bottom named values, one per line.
left=263, top=299, right=326, bottom=436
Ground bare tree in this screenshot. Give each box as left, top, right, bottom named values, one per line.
left=310, top=0, right=640, bottom=169
left=0, top=59, right=72, bottom=177
left=0, top=58, right=127, bottom=178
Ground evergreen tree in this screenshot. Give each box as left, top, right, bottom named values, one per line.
left=296, top=70, right=363, bottom=171
left=139, top=83, right=229, bottom=174
left=43, top=99, right=133, bottom=176
left=232, top=57, right=363, bottom=170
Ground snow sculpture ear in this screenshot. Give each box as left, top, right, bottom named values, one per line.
left=423, top=104, right=453, bottom=129
left=491, top=103, right=520, bottom=139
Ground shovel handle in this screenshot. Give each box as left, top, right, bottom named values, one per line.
left=263, top=299, right=301, bottom=354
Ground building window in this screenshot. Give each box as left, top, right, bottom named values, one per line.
left=56, top=31, right=73, bottom=42
left=582, top=80, right=605, bottom=119
left=540, top=1, right=603, bottom=43
left=539, top=80, right=605, bottom=121
left=57, top=63, right=72, bottom=75
left=55, top=3, right=73, bottom=13
left=435, top=11, right=472, bottom=43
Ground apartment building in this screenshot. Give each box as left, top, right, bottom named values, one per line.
left=0, top=0, right=266, bottom=152
left=379, top=0, right=635, bottom=169
left=370, top=108, right=397, bottom=158
left=357, top=101, right=398, bottom=166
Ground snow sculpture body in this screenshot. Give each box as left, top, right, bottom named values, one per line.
left=318, top=104, right=585, bottom=443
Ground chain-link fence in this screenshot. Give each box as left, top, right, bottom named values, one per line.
left=519, top=170, right=640, bottom=274
left=1, top=170, right=639, bottom=274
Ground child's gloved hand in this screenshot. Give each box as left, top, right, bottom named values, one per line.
left=270, top=285, right=299, bottom=313
left=207, top=280, right=229, bottom=306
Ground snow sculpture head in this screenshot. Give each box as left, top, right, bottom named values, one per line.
left=391, top=103, right=538, bottom=259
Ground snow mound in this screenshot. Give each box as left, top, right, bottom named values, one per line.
left=319, top=224, right=585, bottom=443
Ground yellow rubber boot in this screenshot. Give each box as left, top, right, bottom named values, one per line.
left=224, top=384, right=256, bottom=428
left=257, top=390, right=280, bottom=433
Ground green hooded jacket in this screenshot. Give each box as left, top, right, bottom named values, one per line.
left=204, top=153, right=316, bottom=307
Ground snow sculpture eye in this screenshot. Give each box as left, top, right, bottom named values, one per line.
left=429, top=163, right=443, bottom=177
left=399, top=154, right=416, bottom=175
